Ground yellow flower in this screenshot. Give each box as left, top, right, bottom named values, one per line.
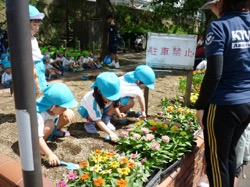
left=136, top=121, right=143, bottom=126
left=100, top=169, right=112, bottom=174
left=166, top=114, right=173, bottom=119
left=94, top=177, right=104, bottom=187
left=197, top=70, right=202, bottom=74
left=109, top=161, right=120, bottom=168
left=99, top=156, right=109, bottom=162
left=117, top=167, right=131, bottom=175
left=147, top=119, right=157, bottom=126
left=170, top=125, right=179, bottom=132
left=180, top=131, right=187, bottom=136
left=178, top=76, right=183, bottom=79
left=90, top=164, right=102, bottom=172
left=117, top=178, right=128, bottom=187
left=178, top=114, right=185, bottom=120
left=92, top=155, right=102, bottom=163
left=160, top=124, right=168, bottom=129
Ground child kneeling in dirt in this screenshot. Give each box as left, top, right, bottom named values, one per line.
left=116, top=65, right=156, bottom=120
left=78, top=72, right=121, bottom=142
left=36, top=83, right=78, bottom=166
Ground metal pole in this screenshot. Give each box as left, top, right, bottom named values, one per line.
left=5, top=1, right=43, bottom=187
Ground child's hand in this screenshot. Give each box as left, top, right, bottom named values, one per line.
left=117, top=113, right=126, bottom=118
left=62, top=109, right=75, bottom=123
left=48, top=153, right=60, bottom=166
left=139, top=111, right=147, bottom=119
left=109, top=133, right=119, bottom=142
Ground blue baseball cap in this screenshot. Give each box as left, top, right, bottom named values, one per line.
left=1, top=54, right=7, bottom=60
left=29, top=4, right=45, bottom=20
left=124, top=65, right=156, bottom=89
left=3, top=59, right=11, bottom=69
left=36, top=83, right=78, bottom=112
left=91, top=72, right=121, bottom=101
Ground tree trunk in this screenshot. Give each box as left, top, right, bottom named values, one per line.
left=96, top=0, right=114, bottom=61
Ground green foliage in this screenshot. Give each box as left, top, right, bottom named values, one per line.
left=116, top=118, right=197, bottom=170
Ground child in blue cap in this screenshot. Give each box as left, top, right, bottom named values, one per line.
left=1, top=59, right=12, bottom=88
left=116, top=65, right=156, bottom=120
left=78, top=72, right=120, bottom=142
left=36, top=82, right=78, bottom=166
left=29, top=4, right=47, bottom=94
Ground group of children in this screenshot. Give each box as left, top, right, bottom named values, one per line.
left=41, top=47, right=103, bottom=80
left=37, top=65, right=156, bottom=166
left=23, top=5, right=157, bottom=166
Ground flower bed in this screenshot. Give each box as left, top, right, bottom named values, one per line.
left=56, top=149, right=150, bottom=187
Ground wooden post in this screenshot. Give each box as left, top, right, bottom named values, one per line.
left=144, top=87, right=149, bottom=116
left=184, top=70, right=193, bottom=107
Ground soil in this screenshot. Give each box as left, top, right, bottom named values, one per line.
left=0, top=52, right=186, bottom=184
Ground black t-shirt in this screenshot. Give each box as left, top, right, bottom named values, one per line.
left=108, top=24, right=118, bottom=44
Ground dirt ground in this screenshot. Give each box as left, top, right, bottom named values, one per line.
left=0, top=61, right=186, bottom=184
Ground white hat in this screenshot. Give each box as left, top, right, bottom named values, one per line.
left=201, top=0, right=220, bottom=9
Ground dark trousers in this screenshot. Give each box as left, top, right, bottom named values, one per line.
left=203, top=103, right=250, bottom=187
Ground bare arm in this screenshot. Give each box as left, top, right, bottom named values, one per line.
left=39, top=137, right=60, bottom=166
left=137, top=94, right=147, bottom=119
left=95, top=119, right=119, bottom=141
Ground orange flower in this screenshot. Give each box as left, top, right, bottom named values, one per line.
left=94, top=149, right=103, bottom=155
left=149, top=126, right=157, bottom=132
left=117, top=178, right=128, bottom=187
left=193, top=71, right=196, bottom=75
left=119, top=157, right=129, bottom=164
left=80, top=173, right=89, bottom=181
left=127, top=161, right=135, bottom=169
left=105, top=151, right=115, bottom=158
left=94, top=177, right=104, bottom=187
left=79, top=161, right=88, bottom=167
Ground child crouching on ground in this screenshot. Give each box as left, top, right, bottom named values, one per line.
left=78, top=72, right=120, bottom=142
left=116, top=65, right=156, bottom=120
left=1, top=59, right=12, bottom=88
left=36, top=83, right=78, bottom=166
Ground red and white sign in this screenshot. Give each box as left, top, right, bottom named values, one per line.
left=146, top=32, right=197, bottom=70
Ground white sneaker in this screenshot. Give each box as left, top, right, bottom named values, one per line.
left=106, top=122, right=116, bottom=131
left=115, top=62, right=120, bottom=69
left=108, top=61, right=116, bottom=67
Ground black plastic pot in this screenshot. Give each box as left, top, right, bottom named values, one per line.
left=144, top=168, right=162, bottom=187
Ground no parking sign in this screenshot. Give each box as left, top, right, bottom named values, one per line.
left=146, top=32, right=197, bottom=70
left=144, top=32, right=197, bottom=109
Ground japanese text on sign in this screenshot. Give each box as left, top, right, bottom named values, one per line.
left=146, top=33, right=197, bottom=70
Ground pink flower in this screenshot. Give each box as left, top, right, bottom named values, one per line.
left=151, top=142, right=160, bottom=150
left=164, top=119, right=171, bottom=125
left=141, top=127, right=150, bottom=134
left=130, top=152, right=139, bottom=159
left=56, top=181, right=68, bottom=187
left=120, top=131, right=129, bottom=137
left=133, top=133, right=141, bottom=140
left=66, top=171, right=77, bottom=181
left=161, top=135, right=170, bottom=143
left=144, top=134, right=155, bottom=141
